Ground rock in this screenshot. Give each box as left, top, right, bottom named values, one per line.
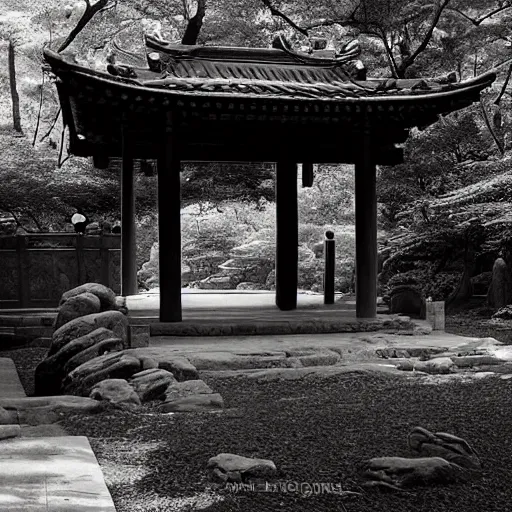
left=162, top=379, right=213, bottom=401
left=49, top=310, right=129, bottom=356
left=138, top=242, right=193, bottom=289
left=396, top=360, right=415, bottom=371
left=63, top=337, right=123, bottom=375
left=158, top=356, right=199, bottom=381
left=389, top=286, right=423, bottom=315
left=487, top=258, right=511, bottom=308
left=54, top=292, right=101, bottom=330
left=34, top=327, right=115, bottom=396
left=159, top=393, right=224, bottom=413
left=0, top=407, right=14, bottom=425
left=414, top=357, right=455, bottom=374
left=60, top=283, right=117, bottom=311
left=0, top=424, right=21, bottom=440
left=236, top=282, right=266, bottom=290
left=362, top=456, right=464, bottom=489
left=265, top=269, right=276, bottom=290
left=63, top=351, right=142, bottom=396
left=451, top=355, right=505, bottom=367
left=492, top=305, right=512, bottom=320
left=207, top=453, right=277, bottom=483
left=90, top=379, right=141, bottom=407
left=312, top=241, right=324, bottom=258
left=129, top=368, right=176, bottom=402
left=139, top=356, right=159, bottom=370
left=408, top=426, right=482, bottom=470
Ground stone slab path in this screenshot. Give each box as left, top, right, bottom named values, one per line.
left=0, top=357, right=26, bottom=398
left=0, top=436, right=116, bottom=511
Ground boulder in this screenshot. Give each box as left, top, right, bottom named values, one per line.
left=207, top=453, right=277, bottom=483
left=60, top=283, right=117, bottom=311
left=487, top=258, right=511, bottom=308
left=162, top=379, right=214, bottom=402
left=159, top=393, right=224, bottom=413
left=492, top=305, right=512, bottom=320
left=49, top=310, right=128, bottom=356
left=139, top=356, right=159, bottom=370
left=389, top=285, right=423, bottom=315
left=129, top=368, right=176, bottom=402
left=63, top=352, right=142, bottom=396
left=90, top=379, right=141, bottom=407
left=0, top=407, right=14, bottom=425
left=138, top=242, right=193, bottom=289
left=158, top=356, right=199, bottom=381
left=63, top=337, right=123, bottom=375
left=408, top=426, right=481, bottom=470
left=34, top=327, right=115, bottom=396
left=0, top=425, right=21, bottom=440
left=414, top=357, right=455, bottom=375
left=236, top=282, right=266, bottom=290
left=54, top=292, right=101, bottom=330
left=362, top=457, right=464, bottom=489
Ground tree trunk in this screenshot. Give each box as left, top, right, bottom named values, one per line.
left=181, top=0, right=206, bottom=45
left=8, top=40, right=23, bottom=134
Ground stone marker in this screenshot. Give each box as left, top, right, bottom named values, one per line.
left=90, top=379, right=141, bottom=407
left=408, top=426, right=481, bottom=469
left=207, top=453, right=277, bottom=482
left=129, top=325, right=150, bottom=348
left=424, top=300, right=445, bottom=331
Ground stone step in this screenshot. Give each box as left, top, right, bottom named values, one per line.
left=0, top=436, right=116, bottom=511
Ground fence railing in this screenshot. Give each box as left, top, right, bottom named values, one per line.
left=0, top=234, right=120, bottom=309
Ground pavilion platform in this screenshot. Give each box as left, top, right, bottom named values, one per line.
left=126, top=290, right=418, bottom=337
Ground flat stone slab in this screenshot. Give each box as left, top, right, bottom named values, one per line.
left=0, top=358, right=26, bottom=398
left=0, top=436, right=115, bottom=511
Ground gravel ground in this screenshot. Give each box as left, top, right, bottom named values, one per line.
left=59, top=372, right=512, bottom=512
left=3, top=311, right=512, bottom=512
left=0, top=347, right=48, bottom=396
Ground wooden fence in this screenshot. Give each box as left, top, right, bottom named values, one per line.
left=0, top=234, right=120, bottom=309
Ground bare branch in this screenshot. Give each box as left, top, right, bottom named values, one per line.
left=40, top=107, right=61, bottom=142
left=480, top=99, right=505, bottom=155
left=495, top=63, right=512, bottom=105
left=57, top=0, right=110, bottom=53
left=260, top=0, right=309, bottom=36
left=398, top=0, right=452, bottom=76
left=447, top=2, right=512, bottom=26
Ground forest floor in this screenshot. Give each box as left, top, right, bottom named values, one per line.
left=1, top=300, right=512, bottom=512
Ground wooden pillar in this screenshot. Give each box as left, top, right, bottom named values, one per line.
left=121, top=125, right=138, bottom=296
left=157, top=111, right=182, bottom=322
left=275, top=161, right=298, bottom=310
left=354, top=125, right=378, bottom=318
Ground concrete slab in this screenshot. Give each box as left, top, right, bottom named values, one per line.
left=0, top=358, right=26, bottom=398
left=0, top=436, right=115, bottom=511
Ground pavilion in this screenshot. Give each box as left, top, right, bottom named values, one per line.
left=43, top=34, right=495, bottom=322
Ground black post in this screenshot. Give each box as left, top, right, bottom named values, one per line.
left=324, top=230, right=335, bottom=304
left=157, top=111, right=182, bottom=322
left=275, top=160, right=298, bottom=310
left=121, top=124, right=138, bottom=296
